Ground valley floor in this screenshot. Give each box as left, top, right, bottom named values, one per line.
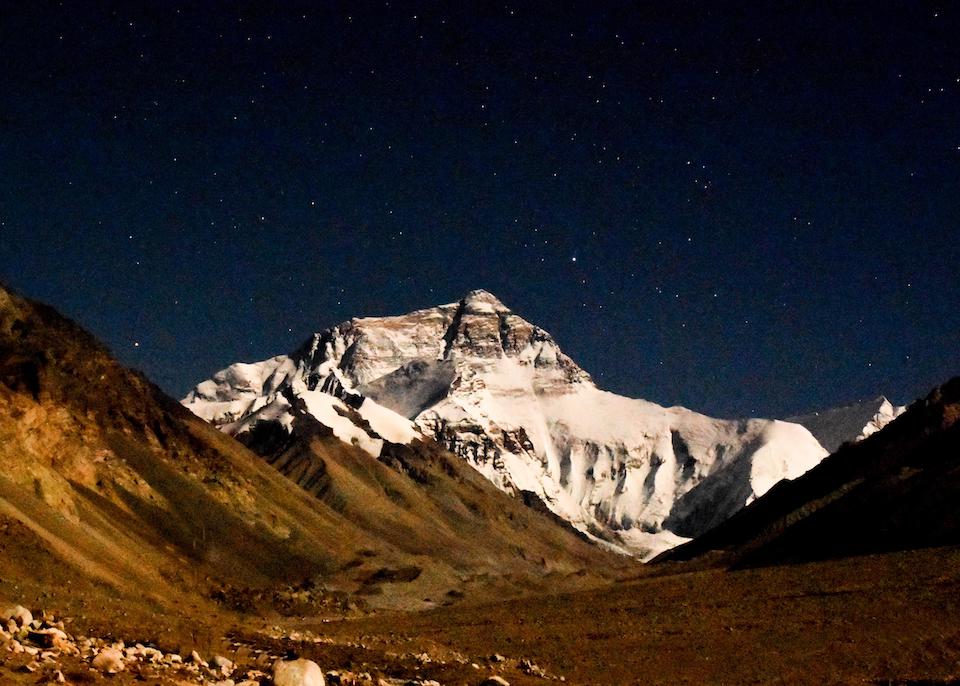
left=309, top=545, right=960, bottom=685
left=4, top=545, right=960, bottom=685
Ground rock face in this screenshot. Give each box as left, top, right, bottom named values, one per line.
left=184, top=289, right=828, bottom=558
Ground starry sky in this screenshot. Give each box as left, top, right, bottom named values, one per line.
left=1, top=2, right=958, bottom=418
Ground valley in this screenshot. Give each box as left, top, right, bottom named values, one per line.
left=3, top=544, right=960, bottom=685
left=0, top=282, right=956, bottom=685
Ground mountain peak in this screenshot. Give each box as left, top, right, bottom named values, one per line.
left=184, top=289, right=828, bottom=559
left=459, top=289, right=510, bottom=314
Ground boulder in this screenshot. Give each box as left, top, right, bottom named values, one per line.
left=92, top=646, right=125, bottom=673
left=479, top=677, right=511, bottom=686
left=273, top=657, right=325, bottom=686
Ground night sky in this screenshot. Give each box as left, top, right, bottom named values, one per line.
left=1, top=2, right=958, bottom=418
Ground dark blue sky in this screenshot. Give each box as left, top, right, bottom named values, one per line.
left=1, top=1, right=957, bottom=418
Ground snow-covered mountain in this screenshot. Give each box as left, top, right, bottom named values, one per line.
left=184, top=289, right=828, bottom=559
left=787, top=397, right=906, bottom=454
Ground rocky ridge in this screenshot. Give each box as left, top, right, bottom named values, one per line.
left=787, top=396, right=906, bottom=453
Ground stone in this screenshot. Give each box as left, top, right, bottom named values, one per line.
left=92, top=646, right=125, bottom=673
left=273, top=657, right=325, bottom=686
left=519, top=658, right=546, bottom=677
left=2, top=605, right=33, bottom=627
left=479, top=677, right=511, bottom=686
left=212, top=654, right=235, bottom=675
left=28, top=628, right=69, bottom=650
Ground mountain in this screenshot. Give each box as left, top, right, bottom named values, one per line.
left=658, top=377, right=960, bottom=567
left=787, top=396, right=906, bottom=453
left=185, top=289, right=828, bottom=559
left=0, top=284, right=627, bottom=625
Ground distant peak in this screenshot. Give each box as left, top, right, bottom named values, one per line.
left=460, top=289, right=510, bottom=314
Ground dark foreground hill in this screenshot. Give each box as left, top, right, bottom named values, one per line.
left=0, top=283, right=629, bottom=632
left=659, top=376, right=960, bottom=567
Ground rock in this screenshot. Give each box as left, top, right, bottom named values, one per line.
left=140, top=646, right=164, bottom=662
left=2, top=605, right=33, bottom=627
left=489, top=654, right=505, bottom=663
left=53, top=670, right=66, bottom=683
left=189, top=649, right=208, bottom=666
left=479, top=677, right=511, bottom=686
left=519, top=658, right=546, bottom=677
left=92, top=646, right=125, bottom=673
left=273, top=657, right=325, bottom=686
left=212, top=654, right=235, bottom=675
left=28, top=628, right=69, bottom=650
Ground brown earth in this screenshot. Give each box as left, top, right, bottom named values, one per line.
left=3, top=544, right=960, bottom=685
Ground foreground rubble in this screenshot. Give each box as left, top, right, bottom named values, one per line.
left=0, top=603, right=555, bottom=686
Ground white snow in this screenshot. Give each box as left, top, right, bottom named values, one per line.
left=357, top=398, right=421, bottom=444
left=297, top=390, right=383, bottom=457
